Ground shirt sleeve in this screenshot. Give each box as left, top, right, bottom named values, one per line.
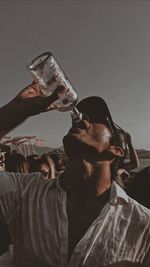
left=0, top=171, right=41, bottom=223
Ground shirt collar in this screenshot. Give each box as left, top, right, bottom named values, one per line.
left=109, top=181, right=129, bottom=205
left=57, top=174, right=129, bottom=205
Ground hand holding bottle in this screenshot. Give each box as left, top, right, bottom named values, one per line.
left=14, top=82, right=67, bottom=116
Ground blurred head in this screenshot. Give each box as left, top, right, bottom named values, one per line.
left=0, top=144, right=11, bottom=156
left=0, top=152, right=6, bottom=171
left=41, top=153, right=56, bottom=179
left=50, top=150, right=65, bottom=173
left=5, top=153, right=29, bottom=174
left=113, top=124, right=128, bottom=167
left=30, top=156, right=55, bottom=180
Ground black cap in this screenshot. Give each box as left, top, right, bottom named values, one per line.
left=76, top=96, right=119, bottom=145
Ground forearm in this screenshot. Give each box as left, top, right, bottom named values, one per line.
left=0, top=98, right=30, bottom=139
left=0, top=82, right=59, bottom=140
left=128, top=144, right=140, bottom=169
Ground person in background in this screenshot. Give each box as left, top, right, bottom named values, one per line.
left=0, top=144, right=11, bottom=159
left=0, top=152, right=6, bottom=171
left=0, top=83, right=149, bottom=267
left=27, top=154, right=40, bottom=166
left=115, top=126, right=139, bottom=189
left=50, top=149, right=65, bottom=175
left=127, top=166, right=150, bottom=209
left=5, top=152, right=29, bottom=174
left=41, top=153, right=56, bottom=179
left=30, top=155, right=55, bottom=180
left=124, top=131, right=139, bottom=171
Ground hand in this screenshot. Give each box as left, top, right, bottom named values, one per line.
left=0, top=82, right=68, bottom=139
left=14, top=82, right=66, bottom=116
left=117, top=168, right=129, bottom=178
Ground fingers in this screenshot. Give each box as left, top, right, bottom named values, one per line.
left=44, top=85, right=67, bottom=111
left=52, top=84, right=68, bottom=98
left=16, top=82, right=68, bottom=114
left=19, top=82, right=44, bottom=99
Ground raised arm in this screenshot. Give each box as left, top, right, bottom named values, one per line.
left=0, top=82, right=64, bottom=139
left=124, top=132, right=140, bottom=172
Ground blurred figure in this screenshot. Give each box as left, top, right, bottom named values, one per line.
left=5, top=153, right=29, bottom=174
left=124, top=132, right=139, bottom=171
left=127, top=166, right=150, bottom=209
left=114, top=126, right=139, bottom=189
left=0, top=144, right=11, bottom=158
left=41, top=153, right=55, bottom=179
left=0, top=152, right=6, bottom=171
left=50, top=149, right=65, bottom=174
left=26, top=153, right=39, bottom=162
left=26, top=154, right=39, bottom=170
left=0, top=144, right=11, bottom=172
left=29, top=155, right=55, bottom=180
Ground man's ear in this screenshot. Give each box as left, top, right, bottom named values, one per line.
left=107, top=146, right=124, bottom=158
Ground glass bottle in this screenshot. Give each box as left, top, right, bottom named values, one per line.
left=27, top=52, right=82, bottom=122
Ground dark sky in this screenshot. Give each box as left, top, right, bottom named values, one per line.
left=0, top=0, right=150, bottom=149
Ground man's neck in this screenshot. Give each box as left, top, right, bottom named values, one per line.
left=61, top=158, right=112, bottom=199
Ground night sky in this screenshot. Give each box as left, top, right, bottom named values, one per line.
left=0, top=0, right=150, bottom=149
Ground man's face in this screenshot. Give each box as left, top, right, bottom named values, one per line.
left=63, top=117, right=112, bottom=161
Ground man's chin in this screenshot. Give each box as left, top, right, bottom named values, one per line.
left=63, top=134, right=100, bottom=162
left=63, top=134, right=83, bottom=158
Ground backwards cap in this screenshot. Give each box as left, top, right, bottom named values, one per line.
left=76, top=96, right=119, bottom=145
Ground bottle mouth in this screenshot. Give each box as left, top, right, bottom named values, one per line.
left=27, top=52, right=52, bottom=71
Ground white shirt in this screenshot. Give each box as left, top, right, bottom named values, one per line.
left=68, top=181, right=150, bottom=267
left=0, top=172, right=149, bottom=267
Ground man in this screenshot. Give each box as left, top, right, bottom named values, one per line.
left=0, top=83, right=149, bottom=267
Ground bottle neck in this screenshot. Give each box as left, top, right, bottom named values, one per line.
left=70, top=107, right=82, bottom=123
